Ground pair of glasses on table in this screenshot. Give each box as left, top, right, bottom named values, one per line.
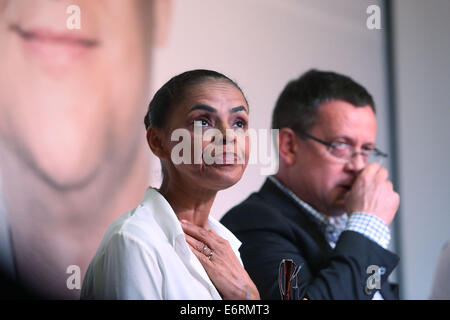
left=278, top=259, right=303, bottom=300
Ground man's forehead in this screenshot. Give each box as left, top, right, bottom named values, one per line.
left=313, top=100, right=377, bottom=140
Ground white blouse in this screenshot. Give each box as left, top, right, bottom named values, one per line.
left=81, top=188, right=242, bottom=300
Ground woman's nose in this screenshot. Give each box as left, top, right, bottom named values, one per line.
left=215, top=123, right=236, bottom=144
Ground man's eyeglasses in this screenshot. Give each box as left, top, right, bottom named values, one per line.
left=295, top=130, right=388, bottom=164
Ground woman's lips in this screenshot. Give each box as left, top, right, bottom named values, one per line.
left=9, top=24, right=99, bottom=64
left=209, top=152, right=242, bottom=165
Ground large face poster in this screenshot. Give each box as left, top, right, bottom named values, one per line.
left=2, top=0, right=445, bottom=301
left=0, top=0, right=169, bottom=298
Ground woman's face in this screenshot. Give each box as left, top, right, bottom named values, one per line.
left=163, top=79, right=250, bottom=192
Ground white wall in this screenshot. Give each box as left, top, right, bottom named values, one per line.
left=150, top=0, right=399, bottom=278
left=150, top=0, right=450, bottom=299
left=151, top=0, right=391, bottom=217
left=393, top=0, right=450, bottom=299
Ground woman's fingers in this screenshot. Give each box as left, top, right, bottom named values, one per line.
left=181, top=220, right=260, bottom=300
left=187, top=243, right=213, bottom=266
left=185, top=233, right=214, bottom=258
left=180, top=219, right=217, bottom=249
left=184, top=233, right=204, bottom=251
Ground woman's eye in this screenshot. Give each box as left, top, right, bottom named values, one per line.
left=194, top=119, right=210, bottom=127
left=233, top=120, right=246, bottom=128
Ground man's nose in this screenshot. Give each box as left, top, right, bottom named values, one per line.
left=344, top=152, right=367, bottom=172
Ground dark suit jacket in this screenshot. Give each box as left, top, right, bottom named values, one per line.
left=221, top=178, right=400, bottom=300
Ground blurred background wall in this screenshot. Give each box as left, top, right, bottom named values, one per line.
left=150, top=0, right=449, bottom=299
left=0, top=0, right=448, bottom=299
left=151, top=0, right=397, bottom=290
left=392, top=0, right=450, bottom=300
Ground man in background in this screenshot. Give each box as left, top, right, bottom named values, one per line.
left=0, top=0, right=170, bottom=298
left=222, top=69, right=400, bottom=299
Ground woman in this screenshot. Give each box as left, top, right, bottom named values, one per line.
left=81, top=69, right=260, bottom=300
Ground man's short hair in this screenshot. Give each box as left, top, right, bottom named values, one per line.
left=271, top=69, right=376, bottom=133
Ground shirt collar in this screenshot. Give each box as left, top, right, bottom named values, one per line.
left=140, top=187, right=241, bottom=252
left=268, top=176, right=348, bottom=231
left=140, top=187, right=182, bottom=248
left=206, top=215, right=242, bottom=254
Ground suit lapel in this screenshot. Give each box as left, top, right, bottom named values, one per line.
left=258, top=178, right=332, bottom=253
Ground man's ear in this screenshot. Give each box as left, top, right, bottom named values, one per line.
left=147, top=126, right=169, bottom=159
left=153, top=0, right=172, bottom=47
left=278, top=128, right=299, bottom=166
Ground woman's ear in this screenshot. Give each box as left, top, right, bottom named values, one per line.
left=147, top=126, right=168, bottom=159
left=278, top=128, right=299, bottom=167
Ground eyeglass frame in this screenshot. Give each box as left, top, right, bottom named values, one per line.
left=278, top=259, right=303, bottom=300
left=291, top=128, right=388, bottom=162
